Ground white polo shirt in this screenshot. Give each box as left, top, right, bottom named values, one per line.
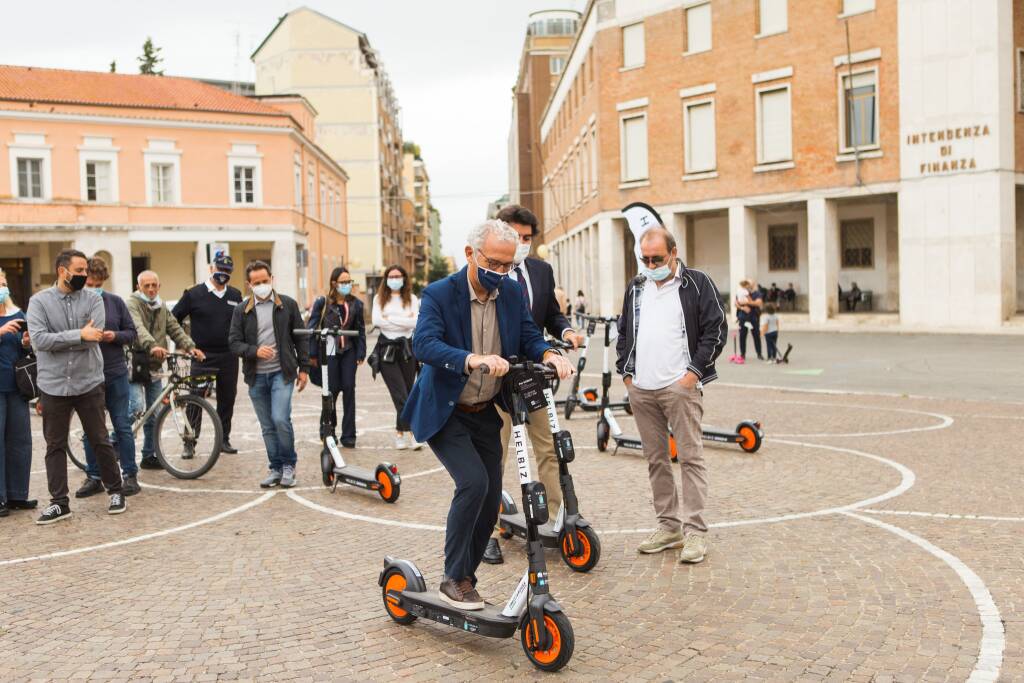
left=633, top=267, right=691, bottom=391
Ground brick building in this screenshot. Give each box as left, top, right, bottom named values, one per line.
left=537, top=0, right=1024, bottom=331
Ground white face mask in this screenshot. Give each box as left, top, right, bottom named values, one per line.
left=514, top=242, right=531, bottom=265
left=252, top=283, right=273, bottom=300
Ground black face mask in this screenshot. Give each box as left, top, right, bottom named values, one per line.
left=211, top=272, right=231, bottom=286
left=66, top=274, right=88, bottom=291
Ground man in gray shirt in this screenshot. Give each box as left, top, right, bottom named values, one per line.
left=27, top=249, right=125, bottom=524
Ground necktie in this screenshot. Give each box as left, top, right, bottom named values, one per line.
left=513, top=266, right=531, bottom=311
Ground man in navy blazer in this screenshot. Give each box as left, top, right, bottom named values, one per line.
left=402, top=219, right=574, bottom=611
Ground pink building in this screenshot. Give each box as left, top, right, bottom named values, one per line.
left=0, top=65, right=348, bottom=308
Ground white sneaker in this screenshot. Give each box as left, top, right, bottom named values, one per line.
left=412, top=441, right=425, bottom=451
left=395, top=433, right=409, bottom=450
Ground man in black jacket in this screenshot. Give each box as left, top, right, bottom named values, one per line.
left=483, top=205, right=585, bottom=565
left=616, top=202, right=727, bottom=565
left=172, top=254, right=243, bottom=453
left=228, top=260, right=309, bottom=488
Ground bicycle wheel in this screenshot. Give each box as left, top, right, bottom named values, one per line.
left=154, top=393, right=223, bottom=479
left=65, top=411, right=89, bottom=472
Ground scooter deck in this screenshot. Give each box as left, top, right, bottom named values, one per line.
left=333, top=464, right=380, bottom=490
left=499, top=513, right=561, bottom=548
left=395, top=589, right=519, bottom=638
left=701, top=429, right=742, bottom=444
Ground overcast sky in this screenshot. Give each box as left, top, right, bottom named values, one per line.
left=1, top=0, right=584, bottom=265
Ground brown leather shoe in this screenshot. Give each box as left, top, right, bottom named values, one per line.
left=438, top=577, right=484, bottom=610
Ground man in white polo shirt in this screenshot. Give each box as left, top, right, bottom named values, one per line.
left=615, top=202, right=727, bottom=564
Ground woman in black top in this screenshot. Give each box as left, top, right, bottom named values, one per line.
left=308, top=267, right=366, bottom=447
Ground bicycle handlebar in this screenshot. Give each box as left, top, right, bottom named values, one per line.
left=292, top=327, right=360, bottom=337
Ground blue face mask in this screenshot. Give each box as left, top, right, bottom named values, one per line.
left=643, top=265, right=672, bottom=282
left=87, top=287, right=104, bottom=296
left=336, top=283, right=353, bottom=296
left=0, top=287, right=9, bottom=304
left=386, top=277, right=404, bottom=291
left=474, top=252, right=507, bottom=292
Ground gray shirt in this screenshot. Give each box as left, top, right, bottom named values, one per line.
left=254, top=297, right=281, bottom=375
left=27, top=285, right=106, bottom=396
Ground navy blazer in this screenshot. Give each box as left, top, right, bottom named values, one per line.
left=402, top=266, right=552, bottom=443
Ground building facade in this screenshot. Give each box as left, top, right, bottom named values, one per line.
left=0, top=65, right=347, bottom=307
left=538, top=0, right=1023, bottom=331
left=252, top=7, right=407, bottom=295
left=401, top=148, right=432, bottom=280
left=508, top=9, right=581, bottom=243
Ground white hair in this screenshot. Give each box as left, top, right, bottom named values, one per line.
left=137, top=270, right=160, bottom=285
left=467, top=219, right=518, bottom=251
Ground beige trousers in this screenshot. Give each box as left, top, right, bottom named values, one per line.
left=497, top=404, right=562, bottom=519
left=628, top=382, right=708, bottom=534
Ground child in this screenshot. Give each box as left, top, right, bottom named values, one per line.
left=761, top=303, right=780, bottom=362
left=735, top=279, right=752, bottom=315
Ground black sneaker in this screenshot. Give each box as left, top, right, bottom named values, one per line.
left=340, top=439, right=356, bottom=449
left=108, top=493, right=127, bottom=515
left=439, top=577, right=484, bottom=610
left=140, top=456, right=162, bottom=470
left=0, top=501, right=8, bottom=517
left=122, top=475, right=142, bottom=497
left=221, top=441, right=238, bottom=454
left=7, top=499, right=37, bottom=510
left=36, top=503, right=72, bottom=525
left=482, top=537, right=504, bottom=565
left=75, top=477, right=105, bottom=499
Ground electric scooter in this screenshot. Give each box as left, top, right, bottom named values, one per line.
left=498, top=367, right=600, bottom=572
left=598, top=407, right=763, bottom=456
left=566, top=315, right=632, bottom=420
left=380, top=360, right=575, bottom=672
left=557, top=317, right=598, bottom=418
left=294, top=327, right=400, bottom=503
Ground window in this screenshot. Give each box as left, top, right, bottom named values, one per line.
left=684, top=100, right=716, bottom=173
left=842, top=0, right=874, bottom=16
left=758, top=0, right=787, bottom=35
left=550, top=57, right=565, bottom=75
left=620, top=113, right=649, bottom=181
left=589, top=129, right=598, bottom=192
left=16, top=158, right=42, bottom=199
left=685, top=2, right=712, bottom=54
left=841, top=219, right=874, bottom=268
left=85, top=161, right=111, bottom=202
left=150, top=163, right=174, bottom=204
left=308, top=170, right=317, bottom=219
left=233, top=166, right=255, bottom=204
left=294, top=162, right=303, bottom=211
left=319, top=180, right=327, bottom=223
left=757, top=86, right=792, bottom=163
left=1018, top=49, right=1024, bottom=112
left=842, top=70, right=878, bottom=150
left=622, top=23, right=645, bottom=68
left=768, top=224, right=798, bottom=270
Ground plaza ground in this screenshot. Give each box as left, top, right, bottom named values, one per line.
left=1, top=331, right=1022, bottom=681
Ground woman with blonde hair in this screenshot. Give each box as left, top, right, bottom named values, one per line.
left=371, top=264, right=421, bottom=450
left=0, top=268, right=34, bottom=516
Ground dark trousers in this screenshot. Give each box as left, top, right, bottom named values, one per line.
left=192, top=350, right=239, bottom=441
left=738, top=315, right=763, bottom=359
left=376, top=340, right=417, bottom=432
left=84, top=373, right=137, bottom=478
left=0, top=391, right=32, bottom=503
left=329, top=347, right=358, bottom=441
left=428, top=405, right=503, bottom=582
left=765, top=332, right=779, bottom=360
left=41, top=384, right=122, bottom=506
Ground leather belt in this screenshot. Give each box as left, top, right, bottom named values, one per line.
left=456, top=401, right=493, bottom=414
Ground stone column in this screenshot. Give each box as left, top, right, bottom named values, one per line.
left=728, top=204, right=757, bottom=301
left=271, top=233, right=299, bottom=299
left=807, top=197, right=840, bottom=324
left=73, top=231, right=132, bottom=298
left=596, top=216, right=625, bottom=316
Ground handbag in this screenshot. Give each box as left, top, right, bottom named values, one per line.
left=130, top=348, right=152, bottom=384
left=13, top=353, right=38, bottom=401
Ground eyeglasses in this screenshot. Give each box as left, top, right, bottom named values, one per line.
left=476, top=251, right=514, bottom=273
left=639, top=255, right=669, bottom=267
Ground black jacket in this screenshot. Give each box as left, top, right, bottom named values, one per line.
left=228, top=292, right=310, bottom=386
left=615, top=265, right=728, bottom=384
left=172, top=283, right=243, bottom=353
left=307, top=295, right=366, bottom=361
left=520, top=257, right=573, bottom=340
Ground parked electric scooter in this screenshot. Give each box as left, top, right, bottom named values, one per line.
left=566, top=315, right=631, bottom=421
left=557, top=317, right=598, bottom=418
left=498, top=364, right=600, bottom=572
left=598, top=404, right=763, bottom=457
left=294, top=327, right=400, bottom=502
left=380, top=360, right=574, bottom=672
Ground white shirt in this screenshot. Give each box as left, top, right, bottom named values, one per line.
left=633, top=268, right=691, bottom=391
left=372, top=293, right=419, bottom=340
left=205, top=279, right=228, bottom=299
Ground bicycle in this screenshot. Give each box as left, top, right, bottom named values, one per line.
left=66, top=352, right=223, bottom=479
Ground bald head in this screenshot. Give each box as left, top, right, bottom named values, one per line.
left=639, top=226, right=676, bottom=252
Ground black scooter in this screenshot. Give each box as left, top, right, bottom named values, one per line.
left=498, top=364, right=600, bottom=572
left=380, top=360, right=575, bottom=672
left=294, top=327, right=400, bottom=503
left=564, top=315, right=631, bottom=420
left=556, top=317, right=597, bottom=417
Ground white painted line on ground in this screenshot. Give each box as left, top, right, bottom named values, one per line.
left=401, top=465, right=446, bottom=480
left=863, top=509, right=1024, bottom=523
left=767, top=401, right=954, bottom=438
left=286, top=490, right=445, bottom=531
left=0, top=492, right=276, bottom=567
left=844, top=511, right=1004, bottom=683
left=139, top=480, right=258, bottom=494
left=961, top=414, right=1024, bottom=421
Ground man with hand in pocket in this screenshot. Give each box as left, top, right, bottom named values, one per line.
left=615, top=203, right=727, bottom=564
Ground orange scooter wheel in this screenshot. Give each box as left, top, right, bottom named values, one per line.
left=521, top=612, right=574, bottom=672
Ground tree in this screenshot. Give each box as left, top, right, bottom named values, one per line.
left=138, top=37, right=164, bottom=76
left=109, top=60, right=116, bottom=73
left=426, top=253, right=451, bottom=283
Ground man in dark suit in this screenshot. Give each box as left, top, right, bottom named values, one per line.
left=481, top=205, right=584, bottom=565
left=402, top=219, right=574, bottom=610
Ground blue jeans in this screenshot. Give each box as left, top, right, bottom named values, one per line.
left=130, top=378, right=164, bottom=458
left=0, top=390, right=32, bottom=503
left=84, top=373, right=138, bottom=478
left=248, top=372, right=297, bottom=470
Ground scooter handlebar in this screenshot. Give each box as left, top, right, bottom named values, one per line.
left=292, top=327, right=359, bottom=337
left=479, top=360, right=556, bottom=376
left=580, top=313, right=619, bottom=324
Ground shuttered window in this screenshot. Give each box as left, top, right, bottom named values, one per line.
left=684, top=100, right=716, bottom=173
left=758, top=86, right=792, bottom=163
left=621, top=114, right=649, bottom=181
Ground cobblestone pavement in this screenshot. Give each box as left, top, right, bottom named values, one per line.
left=1, top=337, right=1022, bottom=681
